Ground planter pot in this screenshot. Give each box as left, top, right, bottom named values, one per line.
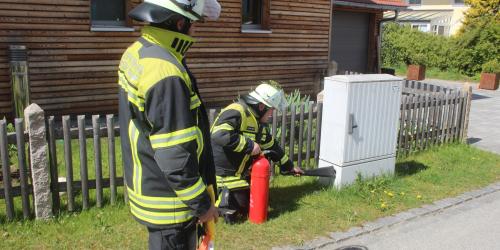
left=479, top=72, right=499, bottom=90
left=407, top=65, right=426, bottom=81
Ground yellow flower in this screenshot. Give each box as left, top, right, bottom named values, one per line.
left=380, top=203, right=387, bottom=209
left=417, top=194, right=422, bottom=199
left=370, top=190, right=375, bottom=193
left=387, top=192, right=394, bottom=197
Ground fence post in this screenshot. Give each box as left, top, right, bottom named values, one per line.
left=25, top=103, right=52, bottom=219
left=462, top=84, right=473, bottom=142
left=0, top=119, right=14, bottom=220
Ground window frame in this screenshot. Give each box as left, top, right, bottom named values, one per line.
left=90, top=0, right=134, bottom=32
left=241, top=0, right=271, bottom=33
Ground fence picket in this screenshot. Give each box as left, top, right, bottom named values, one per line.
left=78, top=115, right=89, bottom=210
left=62, top=116, right=74, bottom=211
left=421, top=94, right=430, bottom=150
left=15, top=118, right=30, bottom=218
left=0, top=120, right=14, bottom=220
left=398, top=96, right=407, bottom=156
left=92, top=115, right=103, bottom=208
left=314, top=103, right=323, bottom=166
left=409, top=96, right=417, bottom=153
left=453, top=92, right=461, bottom=142
left=107, top=115, right=117, bottom=205
left=297, top=103, right=305, bottom=168
left=305, top=102, right=313, bottom=169
left=48, top=116, right=60, bottom=213
left=462, top=86, right=473, bottom=142
left=289, top=104, right=296, bottom=164
left=280, top=105, right=287, bottom=148
left=442, top=91, right=451, bottom=144
left=415, top=95, right=423, bottom=151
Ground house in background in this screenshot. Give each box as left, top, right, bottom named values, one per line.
left=392, top=0, right=468, bottom=36
left=330, top=0, right=407, bottom=74
left=0, top=0, right=405, bottom=119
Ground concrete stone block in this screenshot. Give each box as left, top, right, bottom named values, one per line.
left=25, top=103, right=52, bottom=220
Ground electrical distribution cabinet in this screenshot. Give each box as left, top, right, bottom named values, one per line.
left=318, top=74, right=403, bottom=188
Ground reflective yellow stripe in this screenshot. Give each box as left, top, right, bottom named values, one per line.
left=280, top=155, right=289, bottom=165
left=175, top=178, right=206, bottom=201
left=151, top=126, right=203, bottom=161
left=211, top=123, right=234, bottom=134
left=261, top=138, right=274, bottom=149
left=235, top=154, right=251, bottom=177
left=130, top=203, right=192, bottom=225
left=129, top=121, right=142, bottom=194
left=234, top=135, right=247, bottom=152
left=119, top=71, right=145, bottom=111
left=243, top=132, right=256, bottom=141
left=151, top=126, right=198, bottom=149
left=216, top=176, right=249, bottom=190
left=127, top=187, right=187, bottom=209
left=190, top=94, right=201, bottom=110
left=194, top=127, right=203, bottom=161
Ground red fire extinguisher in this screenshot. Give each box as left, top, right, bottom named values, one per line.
left=249, top=154, right=270, bottom=224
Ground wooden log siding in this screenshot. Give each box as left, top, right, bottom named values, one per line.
left=0, top=0, right=331, bottom=117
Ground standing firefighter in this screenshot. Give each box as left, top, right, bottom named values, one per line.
left=211, top=83, right=304, bottom=224
left=118, top=0, right=221, bottom=249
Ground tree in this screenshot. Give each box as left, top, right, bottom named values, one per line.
left=460, top=0, right=500, bottom=33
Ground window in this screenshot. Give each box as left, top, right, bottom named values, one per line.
left=242, top=0, right=270, bottom=33
left=408, top=0, right=421, bottom=5
left=411, top=23, right=430, bottom=32
left=91, top=0, right=133, bottom=31
left=453, top=0, right=465, bottom=5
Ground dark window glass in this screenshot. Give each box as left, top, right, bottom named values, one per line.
left=454, top=0, right=464, bottom=4
left=408, top=0, right=421, bottom=4
left=91, top=0, right=125, bottom=22
left=242, top=0, right=262, bottom=25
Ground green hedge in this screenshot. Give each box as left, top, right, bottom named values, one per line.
left=382, top=22, right=499, bottom=76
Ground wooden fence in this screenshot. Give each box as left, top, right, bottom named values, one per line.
left=0, top=102, right=323, bottom=220
left=398, top=81, right=472, bottom=156
left=0, top=79, right=472, bottom=220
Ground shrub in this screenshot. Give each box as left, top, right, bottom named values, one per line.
left=482, top=59, right=500, bottom=74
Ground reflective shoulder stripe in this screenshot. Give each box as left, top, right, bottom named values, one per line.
left=174, top=178, right=206, bottom=202
left=280, top=155, right=289, bottom=165
left=190, top=94, right=201, bottom=110
left=138, top=37, right=185, bottom=73
left=136, top=37, right=193, bottom=99
left=211, top=123, right=234, bottom=134
left=150, top=126, right=198, bottom=149
left=234, top=135, right=247, bottom=152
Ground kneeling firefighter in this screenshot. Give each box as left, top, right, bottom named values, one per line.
left=210, top=83, right=304, bottom=224
left=118, top=0, right=221, bottom=249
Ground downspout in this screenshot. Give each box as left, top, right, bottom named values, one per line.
left=377, top=10, right=398, bottom=73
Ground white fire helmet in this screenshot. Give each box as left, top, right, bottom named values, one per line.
left=129, top=0, right=221, bottom=23
left=249, top=83, right=287, bottom=112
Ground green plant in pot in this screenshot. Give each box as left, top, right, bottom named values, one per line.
left=406, top=53, right=427, bottom=81
left=479, top=60, right=500, bottom=90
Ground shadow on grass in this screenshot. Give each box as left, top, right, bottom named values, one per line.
left=395, top=160, right=428, bottom=177
left=267, top=180, right=322, bottom=219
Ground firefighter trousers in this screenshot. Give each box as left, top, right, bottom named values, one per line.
left=147, top=220, right=197, bottom=250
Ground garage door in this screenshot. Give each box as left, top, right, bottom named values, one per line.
left=331, top=11, right=369, bottom=74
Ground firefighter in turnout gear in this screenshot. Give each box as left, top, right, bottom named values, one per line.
left=211, top=83, right=304, bottom=224
left=118, top=0, right=221, bottom=249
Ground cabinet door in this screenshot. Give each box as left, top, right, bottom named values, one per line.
left=343, top=80, right=401, bottom=163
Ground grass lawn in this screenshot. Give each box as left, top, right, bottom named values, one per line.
left=1, top=144, right=499, bottom=249
left=389, top=64, right=481, bottom=83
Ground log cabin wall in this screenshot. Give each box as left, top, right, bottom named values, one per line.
left=0, top=0, right=331, bottom=118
